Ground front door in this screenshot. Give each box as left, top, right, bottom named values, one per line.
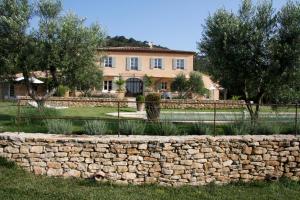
left=126, top=78, right=143, bottom=96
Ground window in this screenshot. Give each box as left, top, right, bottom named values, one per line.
left=154, top=58, right=162, bottom=69
left=103, top=80, right=112, bottom=91
left=176, top=59, right=185, bottom=69
left=160, top=82, right=167, bottom=90
left=130, top=57, right=138, bottom=70
left=104, top=57, right=113, bottom=67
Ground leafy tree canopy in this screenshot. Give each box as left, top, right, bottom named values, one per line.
left=0, top=0, right=106, bottom=105
left=199, top=0, right=300, bottom=118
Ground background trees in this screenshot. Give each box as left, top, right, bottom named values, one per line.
left=199, top=0, right=300, bottom=119
left=0, top=0, right=105, bottom=105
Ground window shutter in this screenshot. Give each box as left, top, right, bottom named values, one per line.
left=184, top=59, right=187, bottom=70
left=172, top=59, right=177, bottom=70
left=150, top=58, right=154, bottom=69
left=138, top=58, right=142, bottom=71
left=112, top=57, right=116, bottom=68
left=100, top=57, right=105, bottom=67
left=126, top=57, right=130, bottom=71
left=161, top=58, right=165, bottom=70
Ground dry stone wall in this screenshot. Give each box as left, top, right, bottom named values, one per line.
left=18, top=97, right=128, bottom=108
left=160, top=100, right=245, bottom=109
left=0, top=133, right=299, bottom=186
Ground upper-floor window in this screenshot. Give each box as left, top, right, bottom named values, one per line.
left=104, top=57, right=113, bottom=67
left=176, top=59, right=185, bottom=69
left=130, top=57, right=139, bottom=70
left=154, top=58, right=162, bottom=69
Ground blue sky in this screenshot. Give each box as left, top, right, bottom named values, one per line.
left=34, top=0, right=288, bottom=51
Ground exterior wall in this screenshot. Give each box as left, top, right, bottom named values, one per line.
left=1, top=133, right=299, bottom=186
left=97, top=50, right=219, bottom=99
left=202, top=74, right=220, bottom=100
left=97, top=51, right=194, bottom=79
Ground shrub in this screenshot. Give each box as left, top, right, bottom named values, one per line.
left=136, top=95, right=145, bottom=103
left=145, top=93, right=161, bottom=120
left=151, top=121, right=178, bottom=135
left=19, top=107, right=60, bottom=124
left=223, top=121, right=252, bottom=135
left=56, top=85, right=69, bottom=97
left=91, top=93, right=118, bottom=98
left=119, top=120, right=146, bottom=135
left=44, top=119, right=73, bottom=134
left=115, top=76, right=125, bottom=92
left=83, top=120, right=108, bottom=135
left=189, top=122, right=213, bottom=135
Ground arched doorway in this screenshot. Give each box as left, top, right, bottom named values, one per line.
left=126, top=78, right=143, bottom=96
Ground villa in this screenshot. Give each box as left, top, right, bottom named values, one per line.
left=98, top=46, right=220, bottom=99
left=0, top=46, right=220, bottom=100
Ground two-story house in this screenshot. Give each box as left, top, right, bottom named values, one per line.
left=98, top=46, right=219, bottom=99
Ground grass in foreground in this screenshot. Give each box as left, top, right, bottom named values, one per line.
left=0, top=157, right=300, bottom=200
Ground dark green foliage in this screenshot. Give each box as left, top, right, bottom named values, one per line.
left=83, top=120, right=108, bottom=135
left=150, top=121, right=178, bottom=135
left=119, top=120, right=146, bottom=135
left=136, top=95, right=145, bottom=103
left=189, top=122, right=213, bottom=135
left=145, top=93, right=161, bottom=120
left=199, top=0, right=300, bottom=119
left=106, top=36, right=168, bottom=49
left=56, top=85, right=69, bottom=97
left=0, top=0, right=105, bottom=104
left=171, top=72, right=207, bottom=98
left=44, top=119, right=73, bottom=134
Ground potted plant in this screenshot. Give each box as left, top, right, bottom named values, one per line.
left=115, top=76, right=126, bottom=99
left=136, top=95, right=145, bottom=111
left=145, top=93, right=161, bottom=120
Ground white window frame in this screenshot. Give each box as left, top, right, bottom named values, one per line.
left=154, top=58, right=162, bottom=69
left=104, top=57, right=113, bottom=67
left=130, top=57, right=139, bottom=70
left=103, top=80, right=113, bottom=91
left=176, top=59, right=184, bottom=69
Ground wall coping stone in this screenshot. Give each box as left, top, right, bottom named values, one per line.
left=0, top=132, right=299, bottom=143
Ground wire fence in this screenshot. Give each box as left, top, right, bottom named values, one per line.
left=0, top=98, right=298, bottom=136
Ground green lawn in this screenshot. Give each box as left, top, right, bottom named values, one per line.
left=0, top=101, right=298, bottom=135
left=0, top=158, right=300, bottom=200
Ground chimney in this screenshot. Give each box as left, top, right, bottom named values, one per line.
left=148, top=42, right=153, bottom=49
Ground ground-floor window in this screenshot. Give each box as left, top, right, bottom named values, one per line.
left=9, top=84, right=15, bottom=97
left=103, top=80, right=112, bottom=91
left=160, top=82, right=168, bottom=90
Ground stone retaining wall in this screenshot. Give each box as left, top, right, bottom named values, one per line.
left=18, top=96, right=244, bottom=109
left=0, top=133, right=299, bottom=186
left=161, top=100, right=245, bottom=109
left=18, top=97, right=128, bottom=108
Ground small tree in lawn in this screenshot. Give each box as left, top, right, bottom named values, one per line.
left=0, top=0, right=106, bottom=107
left=199, top=0, right=300, bottom=121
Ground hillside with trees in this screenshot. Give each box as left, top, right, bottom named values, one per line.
left=106, top=36, right=168, bottom=49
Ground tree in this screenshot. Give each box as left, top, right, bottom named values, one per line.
left=199, top=0, right=300, bottom=120
left=171, top=72, right=207, bottom=98
left=0, top=0, right=106, bottom=106
left=171, top=73, right=188, bottom=98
